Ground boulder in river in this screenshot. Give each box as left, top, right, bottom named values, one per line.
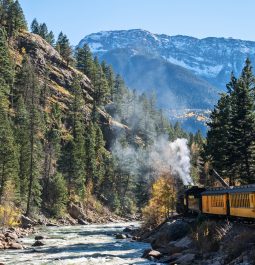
left=146, top=250, right=162, bottom=259
left=32, top=240, right=45, bottom=247
left=116, top=233, right=127, bottom=239
left=123, top=226, right=135, bottom=233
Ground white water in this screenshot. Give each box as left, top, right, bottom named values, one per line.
left=1, top=222, right=160, bottom=265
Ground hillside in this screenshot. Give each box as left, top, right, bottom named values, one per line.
left=0, top=13, right=191, bottom=223
left=100, top=49, right=219, bottom=109
left=14, top=31, right=94, bottom=112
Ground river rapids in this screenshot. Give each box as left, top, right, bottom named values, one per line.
left=1, top=222, right=161, bottom=265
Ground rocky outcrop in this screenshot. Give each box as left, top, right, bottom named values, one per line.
left=143, top=219, right=191, bottom=249
left=67, top=202, right=87, bottom=221
left=20, top=215, right=36, bottom=228
left=14, top=32, right=94, bottom=111
left=0, top=227, right=35, bottom=250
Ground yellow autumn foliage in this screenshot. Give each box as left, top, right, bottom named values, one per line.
left=0, top=205, right=21, bottom=227
left=142, top=175, right=176, bottom=228
left=0, top=180, right=21, bottom=227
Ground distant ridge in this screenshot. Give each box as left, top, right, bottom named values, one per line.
left=78, top=29, right=255, bottom=133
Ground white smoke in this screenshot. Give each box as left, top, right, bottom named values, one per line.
left=108, top=90, right=193, bottom=185
left=168, top=138, right=192, bottom=185
left=111, top=135, right=193, bottom=185
left=148, top=137, right=192, bottom=185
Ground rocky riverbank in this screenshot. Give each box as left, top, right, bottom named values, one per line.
left=0, top=227, right=35, bottom=250
left=130, top=217, right=255, bottom=265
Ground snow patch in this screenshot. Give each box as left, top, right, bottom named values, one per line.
left=89, top=42, right=105, bottom=52
left=166, top=56, right=223, bottom=77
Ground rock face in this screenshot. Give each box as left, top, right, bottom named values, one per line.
left=15, top=32, right=94, bottom=111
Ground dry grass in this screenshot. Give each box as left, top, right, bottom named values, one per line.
left=192, top=221, right=231, bottom=253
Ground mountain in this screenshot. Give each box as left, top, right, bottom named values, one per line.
left=78, top=29, right=255, bottom=133
left=79, top=29, right=255, bottom=90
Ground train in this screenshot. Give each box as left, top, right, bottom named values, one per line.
left=183, top=184, right=255, bottom=219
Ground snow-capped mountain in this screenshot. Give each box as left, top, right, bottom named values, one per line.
left=79, top=29, right=255, bottom=89
left=78, top=29, right=255, bottom=133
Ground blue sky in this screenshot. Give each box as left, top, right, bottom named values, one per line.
left=19, top=0, right=255, bottom=45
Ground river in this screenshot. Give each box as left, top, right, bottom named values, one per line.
left=1, top=222, right=161, bottom=265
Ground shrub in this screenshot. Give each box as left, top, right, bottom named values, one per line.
left=0, top=205, right=21, bottom=227
left=142, top=175, right=176, bottom=229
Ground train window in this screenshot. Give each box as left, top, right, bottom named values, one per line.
left=211, top=195, right=224, bottom=207
left=230, top=193, right=250, bottom=208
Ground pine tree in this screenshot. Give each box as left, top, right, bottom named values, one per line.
left=94, top=124, right=108, bottom=194
left=0, top=27, right=14, bottom=86
left=101, top=61, right=115, bottom=100
left=5, top=0, right=27, bottom=38
left=14, top=97, right=30, bottom=205
left=205, top=59, right=255, bottom=185
left=46, top=30, right=55, bottom=46
left=92, top=57, right=110, bottom=106
left=0, top=0, right=14, bottom=33
left=230, top=59, right=255, bottom=183
left=56, top=32, right=73, bottom=65
left=38, top=22, right=48, bottom=39
left=41, top=105, right=61, bottom=210
left=30, top=18, right=39, bottom=34
left=15, top=56, right=42, bottom=215
left=59, top=76, right=86, bottom=197
left=0, top=89, right=18, bottom=203
left=84, top=122, right=96, bottom=187
left=75, top=44, right=94, bottom=79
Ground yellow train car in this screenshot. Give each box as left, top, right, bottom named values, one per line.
left=201, top=188, right=228, bottom=216
left=229, top=186, right=255, bottom=218
left=186, top=184, right=255, bottom=219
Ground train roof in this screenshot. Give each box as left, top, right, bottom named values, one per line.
left=185, top=186, right=206, bottom=195
left=202, top=184, right=255, bottom=195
